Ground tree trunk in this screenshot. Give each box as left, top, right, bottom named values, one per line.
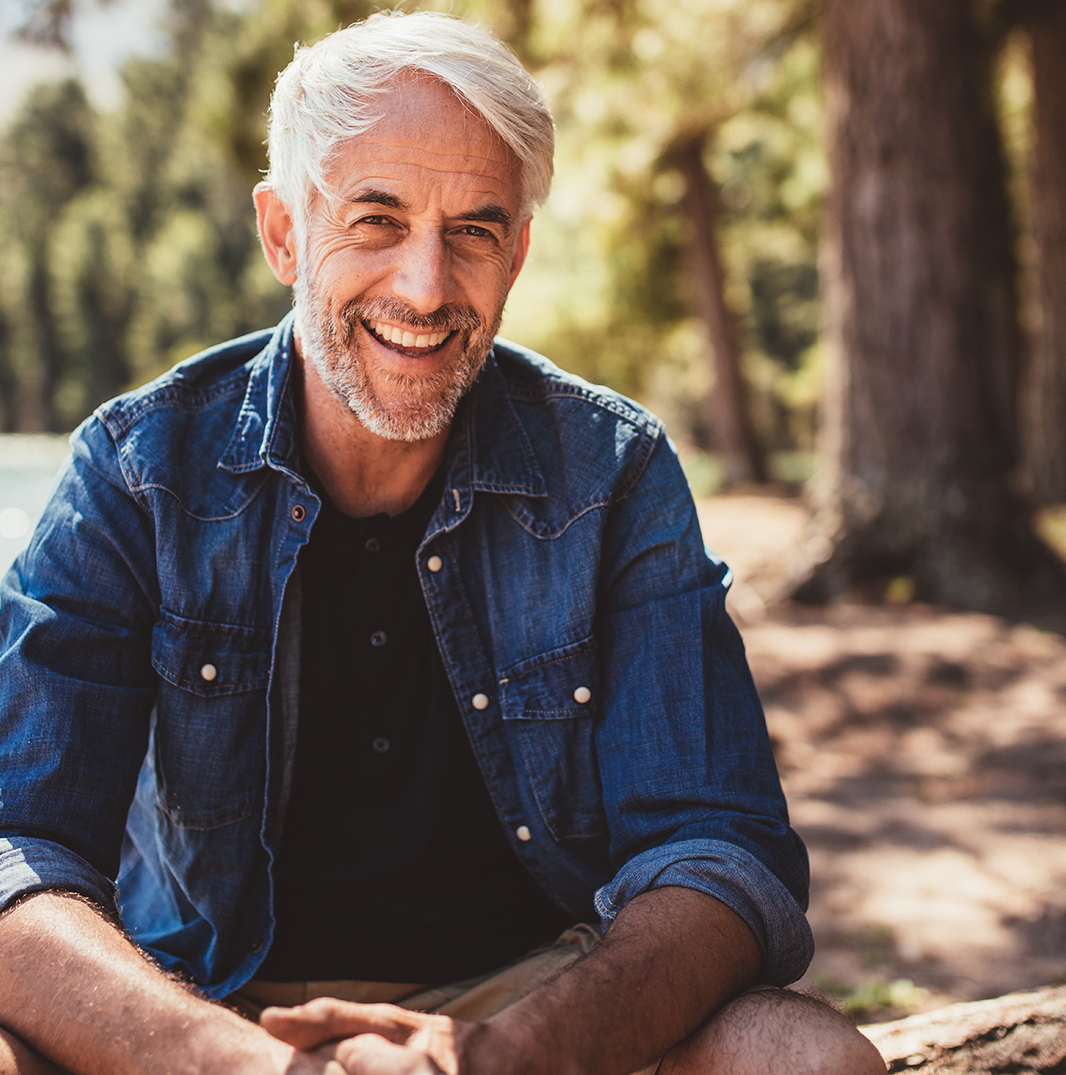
left=796, top=0, right=1066, bottom=618
left=676, top=132, right=768, bottom=487
left=861, top=984, right=1066, bottom=1073
left=1021, top=0, right=1066, bottom=504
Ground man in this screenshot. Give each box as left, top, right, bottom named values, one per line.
left=0, top=12, right=885, bottom=1075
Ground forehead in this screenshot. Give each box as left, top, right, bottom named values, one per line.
left=322, top=75, right=521, bottom=210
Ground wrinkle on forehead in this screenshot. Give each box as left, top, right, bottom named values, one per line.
left=351, top=138, right=507, bottom=169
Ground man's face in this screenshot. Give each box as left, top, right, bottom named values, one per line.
left=292, top=75, right=530, bottom=442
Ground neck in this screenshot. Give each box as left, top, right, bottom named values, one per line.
left=298, top=351, right=450, bottom=518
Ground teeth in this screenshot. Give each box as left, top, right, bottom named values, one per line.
left=368, top=320, right=449, bottom=349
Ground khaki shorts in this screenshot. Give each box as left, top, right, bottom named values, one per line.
left=228, top=923, right=659, bottom=1075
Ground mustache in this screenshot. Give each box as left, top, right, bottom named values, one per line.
left=335, top=297, right=484, bottom=345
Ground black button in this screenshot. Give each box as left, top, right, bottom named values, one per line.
left=291, top=505, right=305, bottom=522
left=250, top=939, right=264, bottom=953
left=372, top=736, right=390, bottom=754
left=370, top=630, right=387, bottom=647
left=365, top=537, right=381, bottom=552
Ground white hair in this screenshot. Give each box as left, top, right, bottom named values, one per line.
left=263, top=10, right=554, bottom=232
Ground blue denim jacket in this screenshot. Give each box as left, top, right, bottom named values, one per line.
left=0, top=315, right=812, bottom=996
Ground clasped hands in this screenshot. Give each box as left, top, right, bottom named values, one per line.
left=263, top=997, right=485, bottom=1075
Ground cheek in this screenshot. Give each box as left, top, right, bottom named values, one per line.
left=456, top=260, right=513, bottom=308
left=305, top=241, right=386, bottom=296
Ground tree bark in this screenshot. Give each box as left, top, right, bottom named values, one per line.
left=1020, top=1, right=1066, bottom=504
left=797, top=0, right=1066, bottom=618
left=861, top=984, right=1066, bottom=1073
left=676, top=132, right=768, bottom=487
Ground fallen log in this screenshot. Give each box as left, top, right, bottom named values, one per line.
left=860, top=984, right=1066, bottom=1073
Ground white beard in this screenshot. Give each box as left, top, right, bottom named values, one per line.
left=293, top=264, right=504, bottom=443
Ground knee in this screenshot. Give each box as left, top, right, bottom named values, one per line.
left=661, top=988, right=887, bottom=1075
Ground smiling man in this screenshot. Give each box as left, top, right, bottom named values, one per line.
left=0, top=12, right=885, bottom=1075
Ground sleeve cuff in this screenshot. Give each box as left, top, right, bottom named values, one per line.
left=0, top=837, right=118, bottom=915
left=594, top=838, right=814, bottom=986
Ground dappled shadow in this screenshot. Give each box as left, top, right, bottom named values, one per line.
left=743, top=599, right=1066, bottom=1017
left=976, top=739, right=1066, bottom=802
left=1004, top=901, right=1066, bottom=962
left=698, top=494, right=1066, bottom=1018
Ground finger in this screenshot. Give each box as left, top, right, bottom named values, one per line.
left=261, top=998, right=417, bottom=1050
left=333, top=1033, right=445, bottom=1075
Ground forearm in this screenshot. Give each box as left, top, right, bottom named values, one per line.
left=471, top=886, right=762, bottom=1075
left=0, top=892, right=296, bottom=1075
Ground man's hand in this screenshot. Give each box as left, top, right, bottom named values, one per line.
left=262, top=1000, right=473, bottom=1075
left=264, top=888, right=761, bottom=1075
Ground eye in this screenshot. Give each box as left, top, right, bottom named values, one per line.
left=454, top=224, right=499, bottom=243
left=345, top=215, right=404, bottom=248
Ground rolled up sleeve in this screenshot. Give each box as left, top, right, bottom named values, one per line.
left=594, top=838, right=814, bottom=986
left=0, top=836, right=118, bottom=914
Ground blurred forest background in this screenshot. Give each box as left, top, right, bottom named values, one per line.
left=4, top=0, right=1066, bottom=618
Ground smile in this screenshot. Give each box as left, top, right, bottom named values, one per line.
left=365, top=319, right=452, bottom=354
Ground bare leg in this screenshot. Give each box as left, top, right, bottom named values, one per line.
left=0, top=1027, right=68, bottom=1075
left=661, top=988, right=887, bottom=1075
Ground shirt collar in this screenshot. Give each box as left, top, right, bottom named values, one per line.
left=218, top=312, right=301, bottom=477
left=218, top=314, right=547, bottom=500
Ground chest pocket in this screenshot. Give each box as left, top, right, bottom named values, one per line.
left=151, top=610, right=271, bottom=829
left=499, top=637, right=605, bottom=841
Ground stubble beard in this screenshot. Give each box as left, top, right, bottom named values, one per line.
left=293, top=266, right=505, bottom=443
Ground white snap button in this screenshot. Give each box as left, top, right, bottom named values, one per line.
left=573, top=686, right=592, bottom=704
left=200, top=663, right=217, bottom=682
left=516, top=825, right=532, bottom=842
left=427, top=555, right=443, bottom=573
left=472, top=693, right=489, bottom=710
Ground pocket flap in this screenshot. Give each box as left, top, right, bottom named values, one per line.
left=499, top=637, right=599, bottom=719
left=151, top=610, right=271, bottom=697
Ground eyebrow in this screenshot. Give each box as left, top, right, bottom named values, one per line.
left=347, top=188, right=514, bottom=233
left=347, top=188, right=406, bottom=210
left=457, top=205, right=514, bottom=231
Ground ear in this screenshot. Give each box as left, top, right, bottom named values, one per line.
left=507, top=219, right=532, bottom=289
left=254, top=183, right=299, bottom=286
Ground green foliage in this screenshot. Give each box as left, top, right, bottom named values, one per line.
left=816, top=974, right=930, bottom=1021
left=500, top=0, right=825, bottom=449
left=0, top=78, right=95, bottom=430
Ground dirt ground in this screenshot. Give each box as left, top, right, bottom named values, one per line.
left=696, top=493, right=1066, bottom=1024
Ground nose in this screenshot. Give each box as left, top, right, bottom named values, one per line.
left=389, top=230, right=453, bottom=315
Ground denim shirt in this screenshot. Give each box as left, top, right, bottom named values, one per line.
left=0, top=315, right=812, bottom=996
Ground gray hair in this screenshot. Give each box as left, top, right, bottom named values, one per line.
left=264, top=10, right=555, bottom=231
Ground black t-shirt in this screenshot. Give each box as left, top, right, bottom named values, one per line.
left=258, top=469, right=573, bottom=983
